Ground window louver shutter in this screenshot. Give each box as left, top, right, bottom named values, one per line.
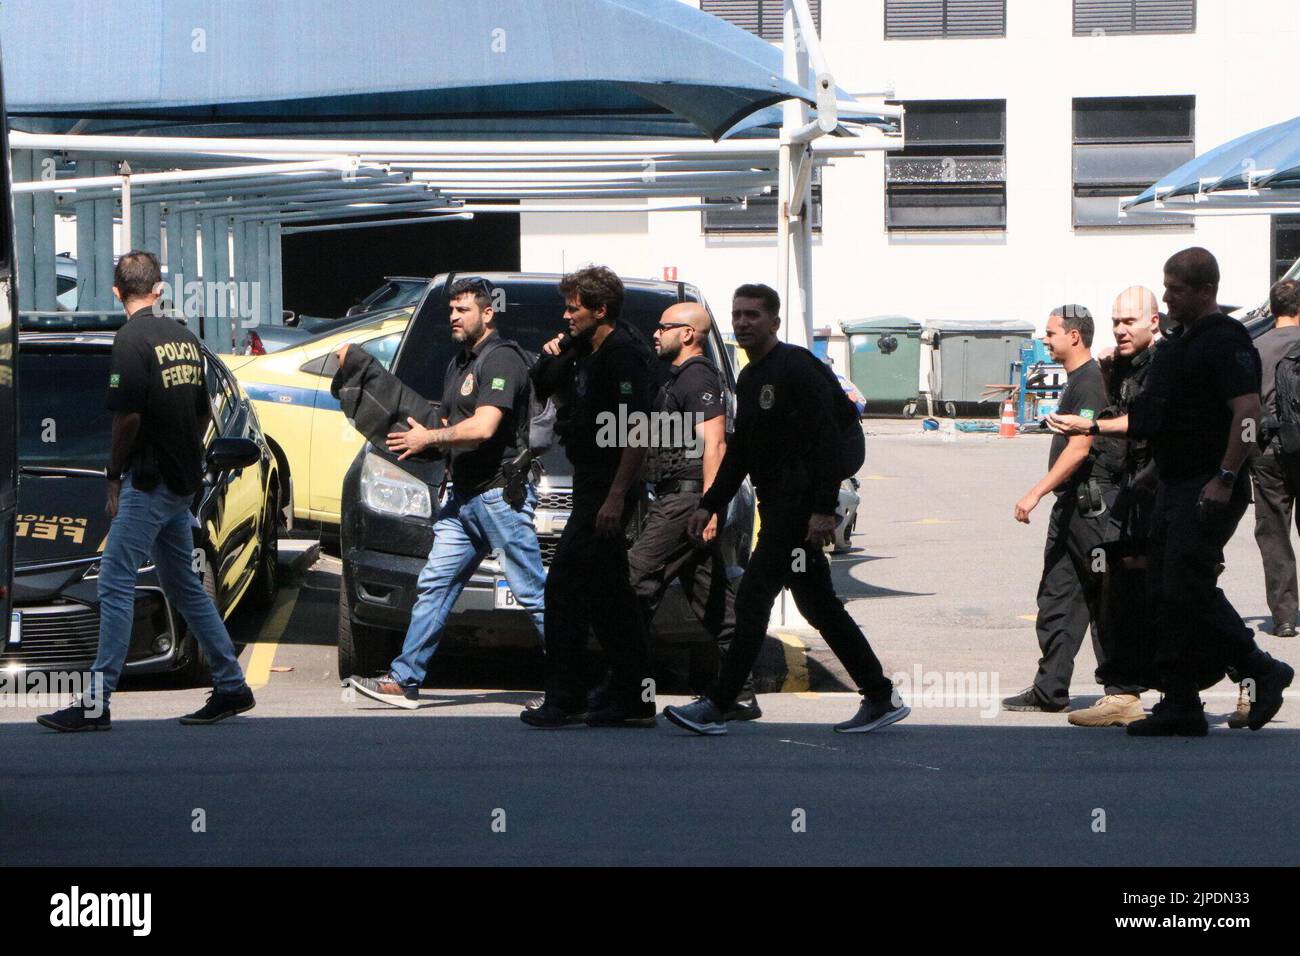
left=700, top=0, right=822, bottom=42
left=886, top=0, right=1006, bottom=39
left=1074, top=0, right=1196, bottom=36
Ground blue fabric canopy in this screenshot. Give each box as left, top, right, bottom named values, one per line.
left=0, top=0, right=876, bottom=141
left=1126, top=115, right=1300, bottom=209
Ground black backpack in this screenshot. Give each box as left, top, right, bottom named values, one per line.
left=823, top=361, right=867, bottom=480
left=775, top=345, right=865, bottom=481
left=1270, top=340, right=1300, bottom=471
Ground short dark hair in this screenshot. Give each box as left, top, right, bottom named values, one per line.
left=733, top=283, right=780, bottom=317
left=1270, top=278, right=1300, bottom=319
left=1164, top=246, right=1220, bottom=292
left=559, top=265, right=624, bottom=323
left=448, top=276, right=495, bottom=312
left=1052, top=304, right=1094, bottom=348
left=113, top=250, right=162, bottom=300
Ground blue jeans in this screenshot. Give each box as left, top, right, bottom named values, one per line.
left=390, top=484, right=546, bottom=688
left=90, top=476, right=247, bottom=705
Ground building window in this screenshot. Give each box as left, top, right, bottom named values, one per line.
left=1273, top=217, right=1300, bottom=283
left=1074, top=0, right=1195, bottom=36
left=703, top=171, right=823, bottom=234
left=885, top=100, right=1006, bottom=231
left=700, top=0, right=821, bottom=42
left=885, top=0, right=1006, bottom=38
left=1072, top=95, right=1194, bottom=228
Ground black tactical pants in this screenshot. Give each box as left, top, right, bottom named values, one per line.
left=1032, top=487, right=1140, bottom=706
left=543, top=486, right=651, bottom=709
left=1149, top=477, right=1267, bottom=697
left=626, top=490, right=753, bottom=696
left=710, top=502, right=891, bottom=711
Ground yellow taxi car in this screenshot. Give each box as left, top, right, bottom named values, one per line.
left=227, top=311, right=411, bottom=529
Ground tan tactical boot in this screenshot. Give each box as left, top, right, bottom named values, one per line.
left=1227, top=682, right=1252, bottom=729
left=1068, top=693, right=1145, bottom=727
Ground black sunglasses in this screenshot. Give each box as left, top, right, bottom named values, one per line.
left=656, top=322, right=692, bottom=332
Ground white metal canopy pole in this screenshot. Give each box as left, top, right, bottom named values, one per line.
left=778, top=0, right=837, bottom=351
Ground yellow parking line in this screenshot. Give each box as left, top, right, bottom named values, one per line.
left=245, top=586, right=299, bottom=690
left=774, top=631, right=809, bottom=693
left=1018, top=613, right=1037, bottom=622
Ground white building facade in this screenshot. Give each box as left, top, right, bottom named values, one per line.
left=519, top=0, right=1300, bottom=354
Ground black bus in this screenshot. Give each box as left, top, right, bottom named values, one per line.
left=1, top=44, right=17, bottom=646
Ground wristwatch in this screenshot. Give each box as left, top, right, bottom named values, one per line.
left=1088, top=421, right=1100, bottom=436
left=105, top=469, right=122, bottom=482
left=1216, top=468, right=1236, bottom=486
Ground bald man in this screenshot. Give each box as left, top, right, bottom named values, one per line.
left=1051, top=248, right=1293, bottom=734
left=1067, top=287, right=1161, bottom=727
left=624, top=302, right=760, bottom=720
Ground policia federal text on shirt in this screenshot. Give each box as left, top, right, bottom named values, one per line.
left=37, top=251, right=254, bottom=733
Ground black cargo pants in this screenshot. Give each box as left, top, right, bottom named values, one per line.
left=626, top=489, right=753, bottom=695
left=543, top=485, right=652, bottom=709
left=710, top=501, right=891, bottom=711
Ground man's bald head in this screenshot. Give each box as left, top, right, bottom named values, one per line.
left=1113, top=286, right=1158, bottom=321
left=655, top=301, right=712, bottom=364
left=1111, top=286, right=1160, bottom=359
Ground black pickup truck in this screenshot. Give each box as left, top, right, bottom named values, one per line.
left=336, top=272, right=755, bottom=677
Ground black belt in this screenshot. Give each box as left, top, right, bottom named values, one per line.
left=654, top=478, right=704, bottom=496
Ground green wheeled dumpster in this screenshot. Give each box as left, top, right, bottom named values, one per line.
left=921, top=319, right=1036, bottom=417
left=840, top=316, right=923, bottom=416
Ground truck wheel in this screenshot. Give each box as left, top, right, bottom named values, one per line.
left=337, top=586, right=391, bottom=680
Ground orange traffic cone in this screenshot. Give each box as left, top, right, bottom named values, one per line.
left=999, top=398, right=1017, bottom=438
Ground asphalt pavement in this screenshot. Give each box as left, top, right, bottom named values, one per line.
left=2, top=420, right=1297, bottom=866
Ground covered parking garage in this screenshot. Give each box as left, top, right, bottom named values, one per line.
left=1, top=0, right=901, bottom=351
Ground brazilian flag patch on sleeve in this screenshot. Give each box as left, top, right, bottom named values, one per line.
left=1080, top=408, right=1095, bottom=420
left=109, top=373, right=121, bottom=388
left=491, top=377, right=506, bottom=390
left=619, top=381, right=632, bottom=395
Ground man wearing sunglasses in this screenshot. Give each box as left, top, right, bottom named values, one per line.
left=625, top=302, right=760, bottom=721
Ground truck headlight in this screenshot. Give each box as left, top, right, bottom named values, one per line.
left=360, top=451, right=432, bottom=519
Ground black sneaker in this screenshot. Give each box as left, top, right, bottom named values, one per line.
left=723, top=690, right=763, bottom=722
left=585, top=699, right=658, bottom=728
left=37, top=702, right=111, bottom=733
left=1274, top=622, right=1297, bottom=638
left=179, top=686, right=256, bottom=725
left=1248, top=658, right=1295, bottom=731
left=1126, top=697, right=1208, bottom=737
left=834, top=696, right=911, bottom=733
left=1001, top=688, right=1066, bottom=713
left=523, top=694, right=546, bottom=712
left=520, top=698, right=587, bottom=728
left=663, top=697, right=726, bottom=735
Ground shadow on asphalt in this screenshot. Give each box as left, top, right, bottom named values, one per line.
left=4, top=716, right=1297, bottom=866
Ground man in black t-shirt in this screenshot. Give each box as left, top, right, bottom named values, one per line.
left=345, top=277, right=546, bottom=709
left=624, top=302, right=758, bottom=720
left=1003, top=305, right=1138, bottom=716
left=522, top=266, right=656, bottom=728
left=38, top=251, right=253, bottom=733
left=1051, top=248, right=1294, bottom=735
